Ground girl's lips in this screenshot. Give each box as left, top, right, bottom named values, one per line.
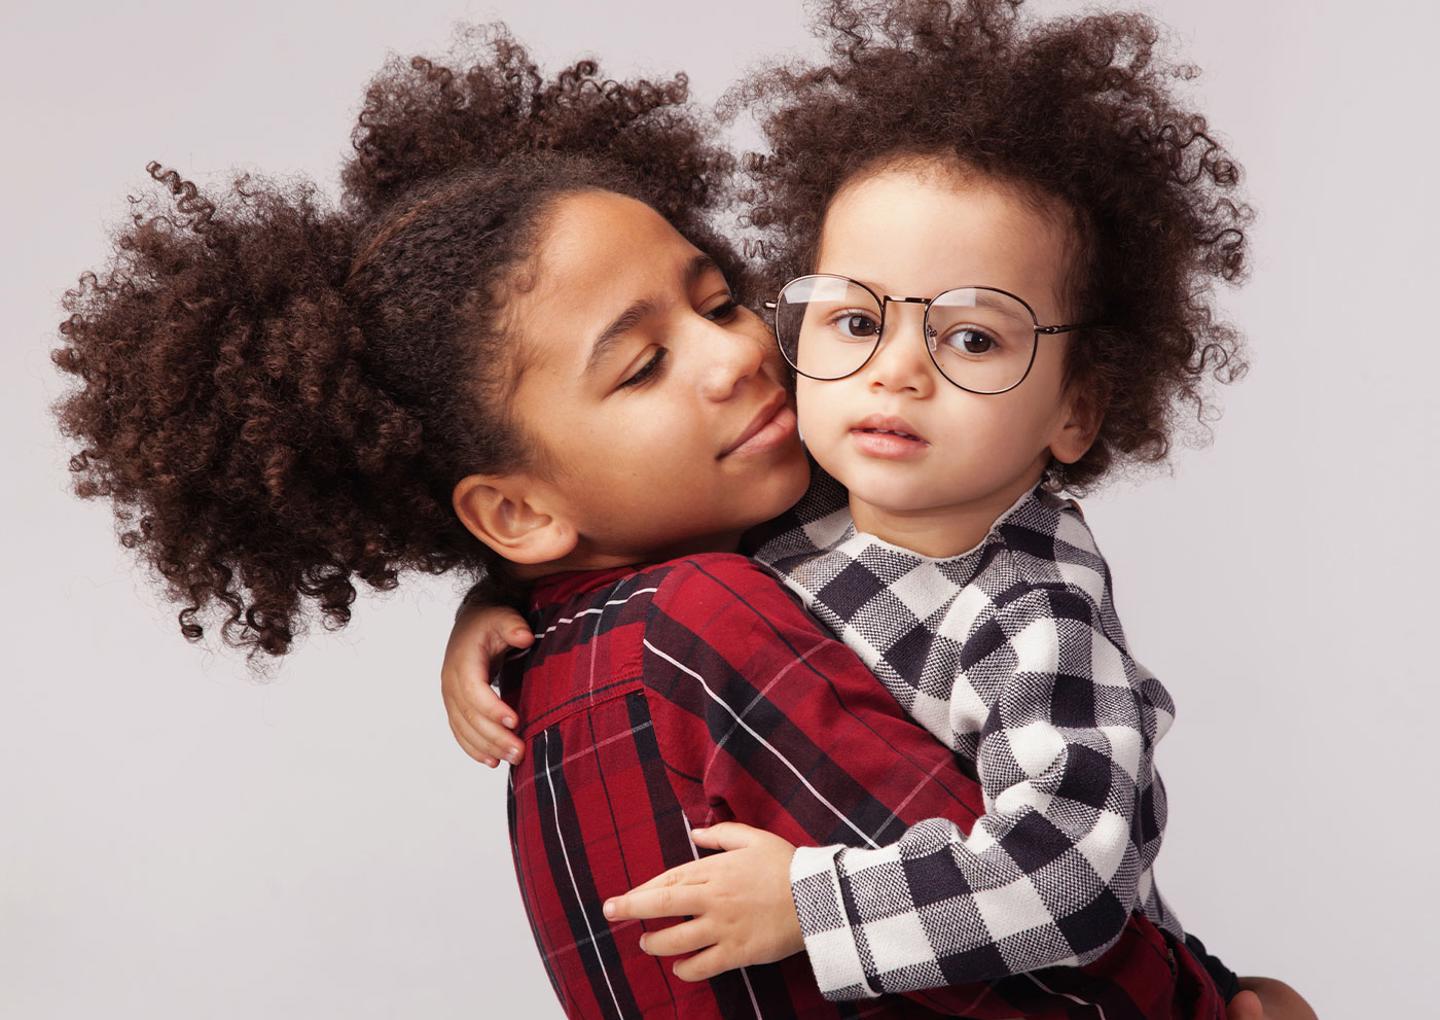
left=724, top=402, right=797, bottom=458
left=849, top=426, right=930, bottom=459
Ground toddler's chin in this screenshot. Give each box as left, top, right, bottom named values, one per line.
left=846, top=480, right=953, bottom=518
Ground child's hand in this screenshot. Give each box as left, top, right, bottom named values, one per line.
left=440, top=603, right=534, bottom=767
left=601, top=822, right=803, bottom=981
left=1227, top=977, right=1318, bottom=1020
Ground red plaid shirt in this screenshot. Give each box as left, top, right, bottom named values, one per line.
left=499, top=553, right=1224, bottom=1019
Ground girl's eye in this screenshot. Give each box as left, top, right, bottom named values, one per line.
left=942, top=328, right=999, bottom=355
left=829, top=310, right=881, bottom=341
left=704, top=298, right=740, bottom=322
left=618, top=348, right=667, bottom=389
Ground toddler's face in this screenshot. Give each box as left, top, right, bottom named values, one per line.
left=798, top=165, right=1093, bottom=550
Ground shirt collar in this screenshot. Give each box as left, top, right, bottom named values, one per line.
left=529, top=563, right=648, bottom=611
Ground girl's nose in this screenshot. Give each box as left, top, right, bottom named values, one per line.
left=697, top=319, right=768, bottom=401
left=865, top=304, right=935, bottom=396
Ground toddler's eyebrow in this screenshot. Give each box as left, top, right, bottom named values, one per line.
left=584, top=253, right=723, bottom=376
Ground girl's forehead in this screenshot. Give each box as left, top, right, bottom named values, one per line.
left=523, top=194, right=692, bottom=321
left=540, top=192, right=684, bottom=278
left=512, top=193, right=710, bottom=377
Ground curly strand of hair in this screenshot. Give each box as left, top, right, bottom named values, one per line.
left=144, top=161, right=219, bottom=236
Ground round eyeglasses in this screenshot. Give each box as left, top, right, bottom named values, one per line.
left=765, top=274, right=1089, bottom=395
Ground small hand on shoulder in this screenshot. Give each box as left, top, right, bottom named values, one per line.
left=440, top=602, right=534, bottom=767
left=602, top=822, right=804, bottom=982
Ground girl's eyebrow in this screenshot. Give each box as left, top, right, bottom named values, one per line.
left=583, top=253, right=723, bottom=376
left=585, top=300, right=655, bottom=375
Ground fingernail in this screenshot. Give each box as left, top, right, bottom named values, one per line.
left=503, top=717, right=517, bottom=729
left=638, top=934, right=648, bottom=952
left=505, top=748, right=520, bottom=763
left=691, top=827, right=707, bottom=837
left=603, top=899, right=617, bottom=919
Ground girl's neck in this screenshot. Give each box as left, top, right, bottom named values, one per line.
left=848, top=467, right=1047, bottom=559
left=516, top=530, right=745, bottom=581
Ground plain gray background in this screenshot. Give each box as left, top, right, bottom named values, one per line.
left=4, top=0, right=1436, bottom=1016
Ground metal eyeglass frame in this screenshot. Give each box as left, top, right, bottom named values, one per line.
left=764, top=273, right=1090, bottom=395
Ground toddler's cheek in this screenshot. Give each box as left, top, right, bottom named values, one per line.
left=794, top=381, right=833, bottom=446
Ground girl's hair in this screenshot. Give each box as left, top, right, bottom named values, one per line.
left=733, top=0, right=1252, bottom=491
left=51, top=27, right=737, bottom=663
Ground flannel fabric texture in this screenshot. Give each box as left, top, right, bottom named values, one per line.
left=753, top=472, right=1186, bottom=1000
left=500, top=553, right=1222, bottom=1019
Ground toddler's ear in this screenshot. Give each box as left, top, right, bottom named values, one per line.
left=1050, top=386, right=1105, bottom=466
left=452, top=473, right=579, bottom=566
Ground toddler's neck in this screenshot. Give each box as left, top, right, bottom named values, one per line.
left=847, top=471, right=1047, bottom=559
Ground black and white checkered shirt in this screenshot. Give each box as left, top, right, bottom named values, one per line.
left=751, top=471, right=1186, bottom=1001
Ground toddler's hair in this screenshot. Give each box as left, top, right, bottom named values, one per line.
left=50, top=26, right=737, bottom=663
left=733, top=0, right=1252, bottom=490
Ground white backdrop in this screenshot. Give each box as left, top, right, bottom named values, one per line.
left=4, top=1, right=1435, bottom=1016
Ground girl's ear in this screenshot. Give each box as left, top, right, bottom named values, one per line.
left=452, top=474, right=579, bottom=566
left=1050, top=384, right=1105, bottom=466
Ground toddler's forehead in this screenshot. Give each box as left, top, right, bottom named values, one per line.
left=817, top=167, right=1074, bottom=316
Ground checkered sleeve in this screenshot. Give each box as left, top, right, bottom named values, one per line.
left=790, top=584, right=1165, bottom=999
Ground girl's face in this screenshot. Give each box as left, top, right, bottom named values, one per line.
left=797, top=165, right=1095, bottom=555
left=463, top=191, right=808, bottom=571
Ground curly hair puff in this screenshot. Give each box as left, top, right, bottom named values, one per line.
left=730, top=0, right=1253, bottom=491
left=50, top=26, right=739, bottom=663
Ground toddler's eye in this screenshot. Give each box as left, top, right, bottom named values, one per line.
left=832, top=311, right=881, bottom=341
left=943, top=328, right=998, bottom=355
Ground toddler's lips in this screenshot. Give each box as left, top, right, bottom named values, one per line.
left=850, top=415, right=929, bottom=459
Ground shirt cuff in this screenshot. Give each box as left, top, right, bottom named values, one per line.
left=790, top=844, right=879, bottom=1000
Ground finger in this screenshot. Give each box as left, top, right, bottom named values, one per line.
left=440, top=674, right=516, bottom=748
left=482, top=615, right=535, bottom=661
left=672, top=945, right=734, bottom=983
left=455, top=666, right=519, bottom=728
left=480, top=630, right=522, bottom=676
left=449, top=708, right=529, bottom=766
left=603, top=884, right=707, bottom=922
left=617, top=859, right=710, bottom=897
left=481, top=603, right=531, bottom=634
left=443, top=711, right=503, bottom=767
left=689, top=821, right=765, bottom=851
left=459, top=707, right=526, bottom=763
left=1224, top=989, right=1264, bottom=1020
left=502, top=621, right=536, bottom=648
left=637, top=920, right=713, bottom=958
left=446, top=729, right=499, bottom=768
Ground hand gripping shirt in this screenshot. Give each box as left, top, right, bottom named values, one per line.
left=499, top=554, right=1222, bottom=1019
left=751, top=473, right=1186, bottom=1001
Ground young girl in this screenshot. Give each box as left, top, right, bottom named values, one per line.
left=50, top=24, right=1250, bottom=1020
left=443, top=1, right=1311, bottom=1016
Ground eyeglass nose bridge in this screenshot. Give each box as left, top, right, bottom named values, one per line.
left=879, top=294, right=937, bottom=343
